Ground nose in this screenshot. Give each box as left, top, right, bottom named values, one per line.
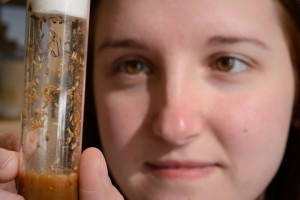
left=152, top=75, right=204, bottom=146
left=152, top=105, right=202, bottom=146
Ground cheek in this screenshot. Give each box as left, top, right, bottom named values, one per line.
left=214, top=87, right=294, bottom=187
left=95, top=90, right=149, bottom=150
left=219, top=95, right=290, bottom=151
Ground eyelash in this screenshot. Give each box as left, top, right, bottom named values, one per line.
left=115, top=59, right=151, bottom=75
left=113, top=54, right=250, bottom=77
left=209, top=55, right=250, bottom=74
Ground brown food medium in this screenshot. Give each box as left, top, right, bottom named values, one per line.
left=19, top=170, right=78, bottom=200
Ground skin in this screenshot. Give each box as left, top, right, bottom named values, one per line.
left=93, top=0, right=295, bottom=199
left=0, top=132, right=123, bottom=200
left=0, top=0, right=296, bottom=200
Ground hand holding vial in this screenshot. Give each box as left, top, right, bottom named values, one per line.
left=0, top=132, right=123, bottom=200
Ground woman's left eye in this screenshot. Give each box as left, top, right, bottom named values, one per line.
left=117, top=60, right=150, bottom=75
left=211, top=56, right=249, bottom=73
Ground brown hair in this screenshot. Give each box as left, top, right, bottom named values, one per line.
left=265, top=0, right=300, bottom=199
left=276, top=0, right=300, bottom=118
left=82, top=0, right=101, bottom=150
left=83, top=0, right=300, bottom=199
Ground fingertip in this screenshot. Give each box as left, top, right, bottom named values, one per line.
left=79, top=147, right=111, bottom=199
left=23, top=131, right=39, bottom=159
left=81, top=147, right=104, bottom=162
left=0, top=148, right=19, bottom=182
left=80, top=147, right=110, bottom=182
left=79, top=148, right=124, bottom=200
left=80, top=147, right=106, bottom=176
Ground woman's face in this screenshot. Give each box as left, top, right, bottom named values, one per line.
left=93, top=0, right=295, bottom=199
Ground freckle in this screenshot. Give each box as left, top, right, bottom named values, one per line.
left=243, top=129, right=248, bottom=133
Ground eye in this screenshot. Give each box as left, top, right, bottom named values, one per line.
left=117, top=60, right=150, bottom=75
left=212, top=56, right=248, bottom=73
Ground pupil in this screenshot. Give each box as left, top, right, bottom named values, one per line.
left=126, top=61, right=141, bottom=74
left=218, top=58, right=233, bottom=71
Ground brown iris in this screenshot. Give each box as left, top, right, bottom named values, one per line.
left=121, top=60, right=146, bottom=75
left=215, top=57, right=235, bottom=72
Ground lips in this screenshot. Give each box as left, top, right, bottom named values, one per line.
left=146, top=160, right=219, bottom=180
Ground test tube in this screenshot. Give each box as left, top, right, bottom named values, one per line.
left=18, top=0, right=90, bottom=199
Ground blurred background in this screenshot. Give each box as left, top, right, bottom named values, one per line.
left=0, top=0, right=26, bottom=132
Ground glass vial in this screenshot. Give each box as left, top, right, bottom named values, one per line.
left=18, top=0, right=90, bottom=199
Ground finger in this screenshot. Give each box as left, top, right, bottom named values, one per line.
left=0, top=180, right=17, bottom=193
left=0, top=189, right=24, bottom=200
left=0, top=148, right=19, bottom=183
left=79, top=148, right=124, bottom=200
left=0, top=132, right=21, bottom=151
left=22, top=131, right=39, bottom=159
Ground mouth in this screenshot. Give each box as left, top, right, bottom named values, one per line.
left=145, top=160, right=220, bottom=180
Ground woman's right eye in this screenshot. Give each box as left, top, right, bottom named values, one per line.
left=116, top=60, right=151, bottom=75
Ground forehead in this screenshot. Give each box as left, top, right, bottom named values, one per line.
left=93, top=0, right=289, bottom=57
left=95, top=0, right=280, bottom=37
left=96, top=0, right=278, bottom=21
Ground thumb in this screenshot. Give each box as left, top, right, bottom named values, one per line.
left=79, top=148, right=124, bottom=200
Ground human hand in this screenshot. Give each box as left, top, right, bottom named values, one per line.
left=79, top=148, right=124, bottom=200
left=0, top=132, right=24, bottom=200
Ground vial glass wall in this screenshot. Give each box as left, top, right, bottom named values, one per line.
left=18, top=0, right=90, bottom=199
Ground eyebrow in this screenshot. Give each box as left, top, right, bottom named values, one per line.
left=97, top=36, right=270, bottom=52
left=206, top=35, right=270, bottom=50
left=97, top=39, right=148, bottom=52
